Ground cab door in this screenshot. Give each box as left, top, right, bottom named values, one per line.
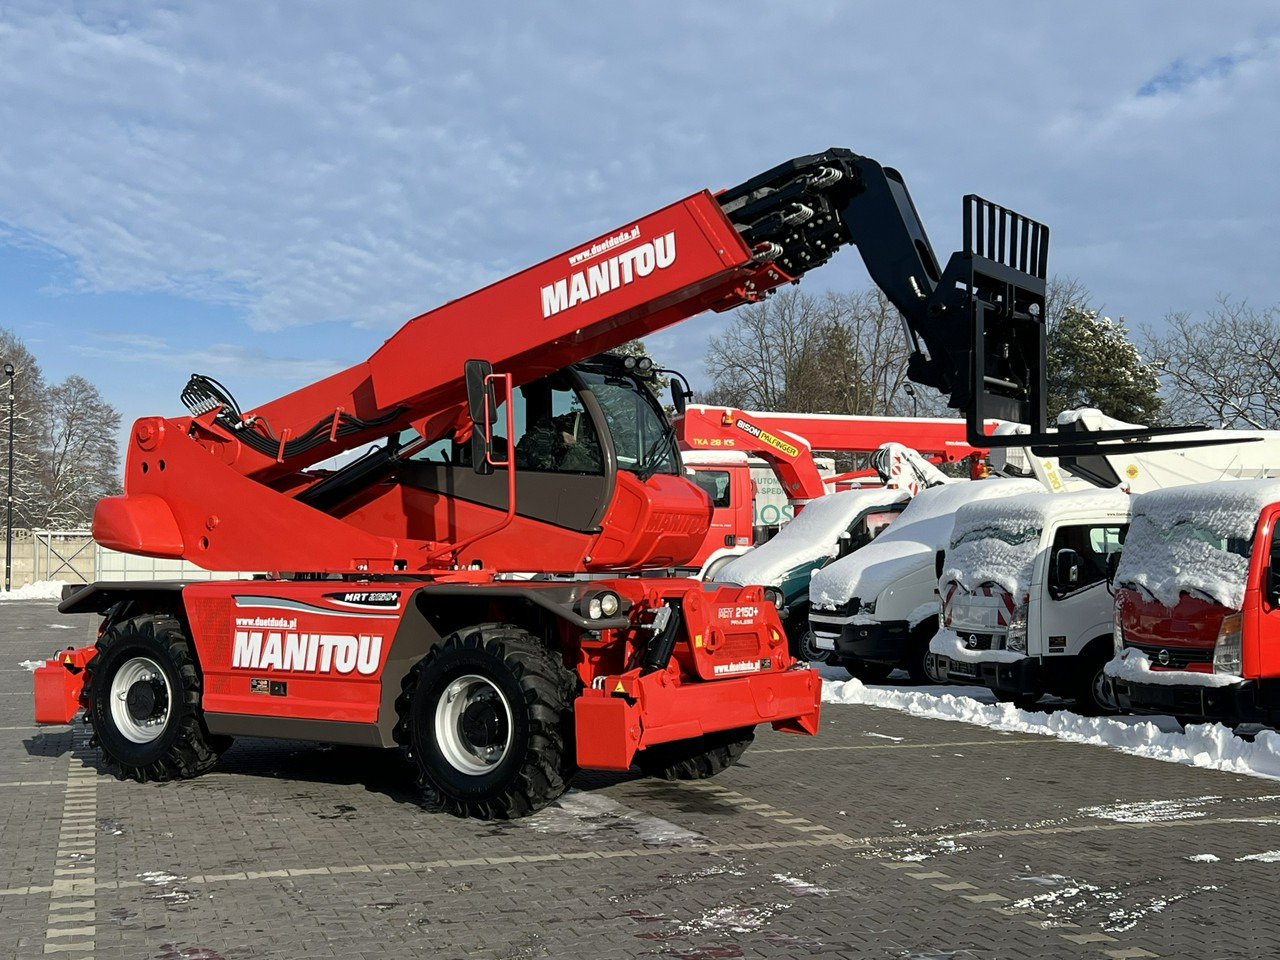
left=1038, top=522, right=1126, bottom=659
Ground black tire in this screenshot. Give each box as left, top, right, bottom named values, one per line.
left=1072, top=644, right=1120, bottom=716
left=85, top=614, right=230, bottom=782
left=904, top=624, right=935, bottom=684
left=784, top=604, right=830, bottom=664
left=634, top=726, right=755, bottom=780
left=995, top=690, right=1042, bottom=711
left=840, top=659, right=894, bottom=683
left=400, top=624, right=578, bottom=819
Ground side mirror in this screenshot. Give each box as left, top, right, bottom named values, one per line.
left=464, top=358, right=496, bottom=476
left=1055, top=548, right=1080, bottom=589
left=935, top=549, right=946, bottom=580
left=1107, top=551, right=1121, bottom=584
left=670, top=377, right=688, bottom=416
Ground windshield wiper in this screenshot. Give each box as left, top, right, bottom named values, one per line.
left=635, top=423, right=677, bottom=482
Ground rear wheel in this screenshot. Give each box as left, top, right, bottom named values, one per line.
left=635, top=726, right=755, bottom=780
left=840, top=659, right=894, bottom=683
left=85, top=614, right=231, bottom=782
left=401, top=624, right=578, bottom=819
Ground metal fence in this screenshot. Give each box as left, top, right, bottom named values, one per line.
left=3, top=528, right=258, bottom=585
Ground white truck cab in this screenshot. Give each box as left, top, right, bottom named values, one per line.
left=927, top=487, right=1131, bottom=712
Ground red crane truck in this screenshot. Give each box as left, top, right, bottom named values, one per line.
left=33, top=148, right=1049, bottom=818
left=677, top=406, right=991, bottom=576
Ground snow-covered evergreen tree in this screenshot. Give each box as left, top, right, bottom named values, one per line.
left=1046, top=307, right=1162, bottom=423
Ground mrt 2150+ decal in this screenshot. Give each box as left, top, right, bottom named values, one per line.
left=540, top=225, right=677, bottom=318
left=229, top=592, right=401, bottom=676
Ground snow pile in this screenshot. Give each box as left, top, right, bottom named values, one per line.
left=821, top=675, right=1280, bottom=781
left=943, top=488, right=1131, bottom=597
left=714, top=488, right=908, bottom=587
left=1116, top=478, right=1280, bottom=609
left=809, top=478, right=1042, bottom=608
left=0, top=580, right=67, bottom=602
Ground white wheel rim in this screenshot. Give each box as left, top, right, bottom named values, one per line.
left=110, top=656, right=172, bottom=744
left=434, top=674, right=514, bottom=775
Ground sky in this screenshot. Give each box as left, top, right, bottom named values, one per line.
left=2, top=2, right=1279, bottom=455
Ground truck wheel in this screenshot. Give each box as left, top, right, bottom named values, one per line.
left=85, top=614, right=230, bottom=782
left=904, top=624, right=935, bottom=684
left=402, top=625, right=578, bottom=819
left=840, top=659, right=894, bottom=683
left=635, top=726, right=755, bottom=780
left=1072, top=645, right=1120, bottom=716
left=784, top=606, right=830, bottom=664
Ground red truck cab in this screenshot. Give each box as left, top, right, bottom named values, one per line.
left=1107, top=478, right=1280, bottom=726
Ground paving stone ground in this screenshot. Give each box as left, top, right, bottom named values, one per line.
left=4, top=597, right=1280, bottom=959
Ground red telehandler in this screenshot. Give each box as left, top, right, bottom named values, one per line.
left=33, top=148, right=1050, bottom=818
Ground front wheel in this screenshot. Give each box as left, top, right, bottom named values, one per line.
left=635, top=726, right=755, bottom=780
left=1072, top=645, right=1121, bottom=716
left=401, top=625, right=578, bottom=819
left=784, top=605, right=830, bottom=664
left=85, top=614, right=230, bottom=782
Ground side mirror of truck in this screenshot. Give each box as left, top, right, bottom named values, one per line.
left=464, top=358, right=496, bottom=476
left=1055, top=548, right=1080, bottom=591
left=1268, top=547, right=1280, bottom=606
left=1107, top=551, right=1121, bottom=584
left=670, top=377, right=688, bottom=416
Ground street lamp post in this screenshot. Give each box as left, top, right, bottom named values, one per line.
left=4, top=361, right=13, bottom=593
left=904, top=382, right=918, bottom=418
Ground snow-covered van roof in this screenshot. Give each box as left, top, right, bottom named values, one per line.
left=713, top=488, right=910, bottom=587
left=809, top=478, right=1042, bottom=608
left=942, top=487, right=1132, bottom=598
left=1115, top=477, right=1280, bottom=610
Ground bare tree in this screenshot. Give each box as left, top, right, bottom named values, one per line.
left=36, top=375, right=123, bottom=528
left=0, top=328, right=48, bottom=529
left=1141, top=298, right=1280, bottom=429
left=703, top=287, right=942, bottom=416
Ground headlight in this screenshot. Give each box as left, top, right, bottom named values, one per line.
left=582, top=590, right=622, bottom=620
left=764, top=587, right=784, bottom=608
left=1213, top=611, right=1243, bottom=677
left=860, top=598, right=876, bottom=615
left=1004, top=599, right=1029, bottom=654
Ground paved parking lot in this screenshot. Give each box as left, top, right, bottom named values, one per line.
left=5, top=597, right=1280, bottom=959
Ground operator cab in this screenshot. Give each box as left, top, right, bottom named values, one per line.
left=398, top=354, right=683, bottom=534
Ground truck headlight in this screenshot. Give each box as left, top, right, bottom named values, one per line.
left=764, top=587, right=784, bottom=608
left=1213, top=611, right=1243, bottom=677
left=582, top=590, right=622, bottom=620
left=1005, top=600, right=1028, bottom=654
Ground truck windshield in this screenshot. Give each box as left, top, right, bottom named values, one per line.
left=1164, top=519, right=1252, bottom=559
left=580, top=370, right=678, bottom=476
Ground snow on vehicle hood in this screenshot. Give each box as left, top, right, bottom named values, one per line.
left=943, top=487, right=1132, bottom=598
left=1115, top=477, right=1280, bottom=610
left=715, top=488, right=910, bottom=587
left=810, top=478, right=1042, bottom=608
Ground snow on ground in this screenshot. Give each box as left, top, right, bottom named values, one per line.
left=819, top=666, right=1280, bottom=783
left=0, top=580, right=67, bottom=601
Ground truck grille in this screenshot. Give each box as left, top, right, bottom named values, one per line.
left=1124, top=641, right=1213, bottom=669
